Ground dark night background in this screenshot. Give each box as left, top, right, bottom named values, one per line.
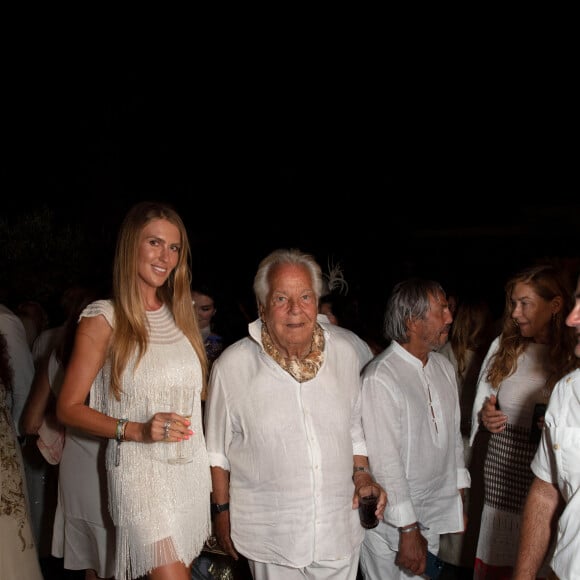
left=1, top=20, right=576, bottom=580
left=2, top=37, right=578, bottom=341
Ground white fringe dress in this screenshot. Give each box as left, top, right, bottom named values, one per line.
left=83, top=300, right=211, bottom=580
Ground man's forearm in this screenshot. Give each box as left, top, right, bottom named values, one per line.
left=210, top=465, right=230, bottom=504
left=513, top=477, right=562, bottom=579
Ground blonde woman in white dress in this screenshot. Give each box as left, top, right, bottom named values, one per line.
left=57, top=201, right=211, bottom=580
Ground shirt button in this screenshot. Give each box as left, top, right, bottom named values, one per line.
left=553, top=444, right=560, bottom=450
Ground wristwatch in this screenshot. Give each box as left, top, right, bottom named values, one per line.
left=211, top=502, right=230, bottom=516
left=353, top=466, right=372, bottom=475
left=352, top=466, right=372, bottom=481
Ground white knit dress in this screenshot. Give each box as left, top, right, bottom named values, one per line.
left=469, top=338, right=551, bottom=578
left=83, top=300, right=211, bottom=580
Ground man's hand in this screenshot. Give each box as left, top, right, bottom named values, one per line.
left=395, top=526, right=427, bottom=576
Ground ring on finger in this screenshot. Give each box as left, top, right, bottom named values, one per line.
left=163, top=420, right=171, bottom=440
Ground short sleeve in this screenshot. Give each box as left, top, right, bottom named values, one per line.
left=79, top=299, right=115, bottom=328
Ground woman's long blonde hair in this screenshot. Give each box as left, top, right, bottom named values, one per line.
left=486, top=263, right=579, bottom=392
left=109, top=201, right=208, bottom=400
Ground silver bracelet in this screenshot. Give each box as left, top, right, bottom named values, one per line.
left=115, top=418, right=128, bottom=467
left=398, top=521, right=429, bottom=533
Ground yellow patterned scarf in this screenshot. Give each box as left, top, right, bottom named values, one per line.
left=261, top=322, right=325, bottom=382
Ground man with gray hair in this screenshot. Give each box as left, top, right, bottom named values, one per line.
left=359, top=278, right=470, bottom=579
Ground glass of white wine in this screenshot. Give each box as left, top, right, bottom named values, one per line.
left=168, top=387, right=194, bottom=464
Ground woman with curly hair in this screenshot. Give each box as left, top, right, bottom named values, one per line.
left=468, top=263, right=580, bottom=579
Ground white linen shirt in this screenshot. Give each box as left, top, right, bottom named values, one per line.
left=316, top=313, right=374, bottom=369
left=204, top=319, right=367, bottom=567
left=531, top=368, right=580, bottom=580
left=361, top=341, right=470, bottom=533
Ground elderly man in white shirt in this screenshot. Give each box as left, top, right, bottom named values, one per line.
left=359, top=278, right=470, bottom=580
left=205, top=248, right=387, bottom=580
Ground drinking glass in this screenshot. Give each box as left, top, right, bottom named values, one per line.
left=167, top=387, right=194, bottom=464
left=358, top=484, right=379, bottom=529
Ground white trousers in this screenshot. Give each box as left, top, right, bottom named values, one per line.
left=248, top=551, right=360, bottom=580
left=359, top=522, right=440, bottom=580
